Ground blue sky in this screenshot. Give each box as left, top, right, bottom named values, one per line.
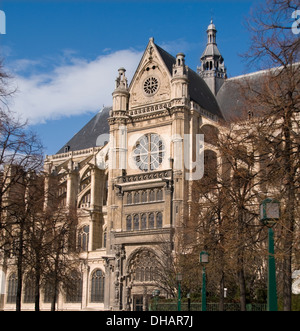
left=0, top=0, right=261, bottom=156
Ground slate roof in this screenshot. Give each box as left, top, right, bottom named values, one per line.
left=216, top=70, right=267, bottom=121
left=155, top=44, right=224, bottom=119
left=56, top=107, right=111, bottom=154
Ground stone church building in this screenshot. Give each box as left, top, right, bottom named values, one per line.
left=1, top=21, right=260, bottom=311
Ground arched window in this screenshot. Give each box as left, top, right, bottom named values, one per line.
left=91, top=270, right=105, bottom=303
left=80, top=170, right=91, bottom=193
left=126, top=215, right=132, bottom=231
left=44, top=284, right=53, bottom=304
left=149, top=190, right=155, bottom=202
left=133, top=214, right=140, bottom=231
left=156, top=212, right=163, bottom=228
left=103, top=230, right=107, bottom=248
left=141, top=191, right=147, bottom=203
left=7, top=273, right=17, bottom=304
left=134, top=192, right=140, bottom=204
left=128, top=249, right=160, bottom=286
left=58, top=183, right=67, bottom=207
left=204, top=150, right=218, bottom=183
left=149, top=213, right=155, bottom=229
left=157, top=189, right=163, bottom=201
left=201, top=125, right=219, bottom=147
left=141, top=214, right=147, bottom=230
left=66, top=271, right=82, bottom=303
left=78, top=225, right=89, bottom=252
left=80, top=191, right=91, bottom=208
left=24, top=273, right=35, bottom=303
left=127, top=192, right=132, bottom=205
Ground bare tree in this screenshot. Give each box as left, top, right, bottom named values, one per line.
left=238, top=0, right=300, bottom=311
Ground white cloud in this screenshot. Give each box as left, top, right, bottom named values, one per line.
left=8, top=49, right=142, bottom=124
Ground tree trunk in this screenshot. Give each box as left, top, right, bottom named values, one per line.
left=16, top=224, right=24, bottom=311
left=238, top=266, right=247, bottom=311
left=34, top=262, right=41, bottom=311
left=219, top=272, right=225, bottom=311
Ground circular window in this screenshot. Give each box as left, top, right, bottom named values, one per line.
left=133, top=134, right=165, bottom=172
left=143, top=77, right=159, bottom=95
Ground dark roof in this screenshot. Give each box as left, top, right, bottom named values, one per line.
left=216, top=71, right=266, bottom=122
left=216, top=78, right=245, bottom=121
left=57, top=107, right=111, bottom=154
left=188, top=69, right=224, bottom=119
left=155, top=44, right=176, bottom=74
left=156, top=44, right=224, bottom=119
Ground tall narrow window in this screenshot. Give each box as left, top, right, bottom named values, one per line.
left=24, top=273, right=35, bottom=303
left=149, top=190, right=155, bottom=202
left=141, top=191, right=147, bottom=203
left=134, top=192, right=140, bottom=204
left=145, top=267, right=150, bottom=281
left=149, top=213, right=155, bottom=229
left=44, top=275, right=56, bottom=303
left=126, top=215, right=132, bottom=231
left=103, top=231, right=107, bottom=248
left=7, top=273, right=17, bottom=304
left=157, top=189, right=163, bottom=201
left=157, top=212, right=163, bottom=228
left=78, top=225, right=89, bottom=252
left=91, top=270, right=105, bottom=303
left=135, top=267, right=141, bottom=281
left=133, top=214, right=140, bottom=231
left=127, top=192, right=132, bottom=205
left=66, top=271, right=82, bottom=303
left=141, top=214, right=147, bottom=230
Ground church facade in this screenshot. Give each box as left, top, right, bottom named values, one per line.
left=1, top=21, right=255, bottom=311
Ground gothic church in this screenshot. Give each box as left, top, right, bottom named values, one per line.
left=2, top=21, right=257, bottom=311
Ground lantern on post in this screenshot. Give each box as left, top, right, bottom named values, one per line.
left=260, top=198, right=280, bottom=311
left=176, top=273, right=183, bottom=312
left=260, top=198, right=280, bottom=227
left=200, top=251, right=209, bottom=311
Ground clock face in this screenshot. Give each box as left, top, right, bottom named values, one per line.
left=133, top=134, right=165, bottom=172
left=143, top=77, right=159, bottom=96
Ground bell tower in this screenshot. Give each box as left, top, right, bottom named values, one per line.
left=198, top=20, right=227, bottom=96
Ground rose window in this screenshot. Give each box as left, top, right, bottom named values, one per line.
left=133, top=134, right=165, bottom=172
left=143, top=77, right=159, bottom=95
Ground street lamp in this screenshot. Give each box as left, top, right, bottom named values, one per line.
left=187, top=293, right=191, bottom=311
left=200, top=251, right=209, bottom=312
left=152, top=289, right=160, bottom=311
left=176, top=273, right=183, bottom=311
left=260, top=198, right=280, bottom=312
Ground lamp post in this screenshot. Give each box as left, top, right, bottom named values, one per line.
left=260, top=198, right=280, bottom=312
left=152, top=289, right=160, bottom=311
left=187, top=293, right=191, bottom=311
left=176, top=273, right=183, bottom=311
left=200, top=251, right=209, bottom=312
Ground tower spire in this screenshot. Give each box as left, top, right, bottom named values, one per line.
left=197, top=20, right=227, bottom=96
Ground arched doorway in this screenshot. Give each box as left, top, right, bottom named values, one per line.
left=125, top=248, right=161, bottom=311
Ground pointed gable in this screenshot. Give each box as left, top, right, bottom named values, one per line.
left=128, top=38, right=172, bottom=110
left=129, top=38, right=223, bottom=119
